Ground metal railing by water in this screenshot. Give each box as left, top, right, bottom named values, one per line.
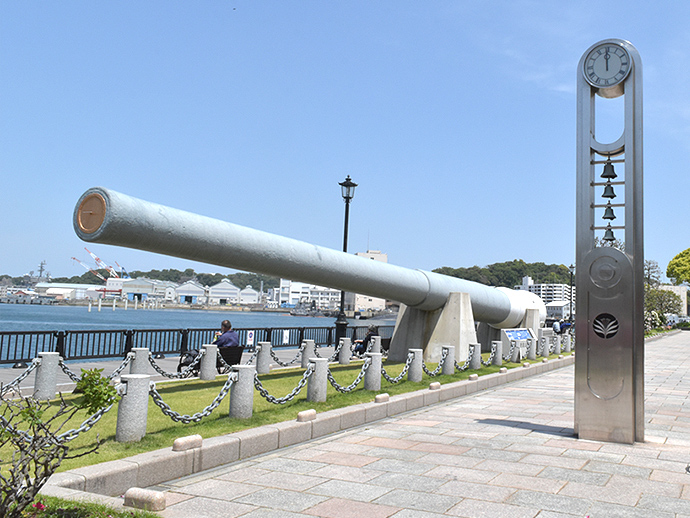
left=0, top=325, right=394, bottom=365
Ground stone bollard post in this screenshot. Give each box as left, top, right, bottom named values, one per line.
left=364, top=353, right=382, bottom=391
left=538, top=329, right=549, bottom=358
left=370, top=336, right=381, bottom=354
left=408, top=349, right=423, bottom=382
left=229, top=365, right=255, bottom=419
left=441, top=345, right=455, bottom=376
left=200, top=344, right=218, bottom=381
left=491, top=341, right=503, bottom=366
left=510, top=340, right=520, bottom=363
left=129, top=348, right=150, bottom=375
left=527, top=338, right=536, bottom=360
left=301, top=340, right=315, bottom=369
left=555, top=335, right=562, bottom=355
left=116, top=374, right=151, bottom=442
left=563, top=334, right=572, bottom=352
left=256, top=342, right=271, bottom=374
left=338, top=338, right=351, bottom=365
left=307, top=358, right=328, bottom=402
left=469, top=343, right=482, bottom=370
left=34, top=352, right=60, bottom=400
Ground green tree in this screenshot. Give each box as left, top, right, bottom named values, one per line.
left=433, top=260, right=571, bottom=288
left=644, top=287, right=683, bottom=321
left=644, top=259, right=662, bottom=288
left=667, top=248, right=690, bottom=285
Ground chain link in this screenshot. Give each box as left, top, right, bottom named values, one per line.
left=269, top=342, right=305, bottom=367
left=550, top=337, right=558, bottom=354
left=216, top=350, right=231, bottom=372
left=106, top=353, right=135, bottom=380
left=0, top=358, right=39, bottom=396
left=253, top=364, right=313, bottom=404
left=327, top=357, right=371, bottom=392
left=314, top=341, right=343, bottom=362
left=422, top=348, right=449, bottom=377
left=502, top=341, right=517, bottom=362
left=455, top=344, right=474, bottom=372
left=58, top=359, right=82, bottom=383
left=381, top=352, right=414, bottom=384
left=149, top=373, right=237, bottom=423
left=56, top=397, right=118, bottom=442
left=0, top=413, right=35, bottom=444
left=149, top=349, right=204, bottom=379
left=244, top=348, right=259, bottom=365
left=481, top=343, right=496, bottom=366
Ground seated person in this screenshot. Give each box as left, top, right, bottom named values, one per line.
left=213, top=320, right=240, bottom=348
left=353, top=325, right=378, bottom=357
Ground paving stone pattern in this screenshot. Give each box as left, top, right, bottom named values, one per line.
left=151, top=332, right=690, bottom=517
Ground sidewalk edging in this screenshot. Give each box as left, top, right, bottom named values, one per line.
left=42, top=355, right=575, bottom=502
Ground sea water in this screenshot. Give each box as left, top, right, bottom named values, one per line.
left=0, top=304, right=393, bottom=333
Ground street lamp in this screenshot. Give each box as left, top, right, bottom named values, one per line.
left=335, top=175, right=357, bottom=346
left=569, top=264, right=575, bottom=322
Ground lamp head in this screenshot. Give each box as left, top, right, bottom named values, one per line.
left=339, top=175, right=357, bottom=201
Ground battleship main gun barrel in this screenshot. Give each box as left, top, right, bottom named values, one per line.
left=73, top=187, right=543, bottom=327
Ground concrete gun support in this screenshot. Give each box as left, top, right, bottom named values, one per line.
left=74, top=187, right=545, bottom=361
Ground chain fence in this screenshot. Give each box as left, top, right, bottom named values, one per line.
left=481, top=343, right=497, bottom=366
left=502, top=341, right=517, bottom=362
left=381, top=352, right=414, bottom=384
left=56, top=395, right=120, bottom=442
left=327, top=357, right=371, bottom=393
left=0, top=358, right=39, bottom=397
left=243, top=348, right=259, bottom=365
left=314, top=340, right=344, bottom=362
left=269, top=342, right=305, bottom=367
left=422, top=347, right=449, bottom=377
left=148, top=350, right=204, bottom=379
left=149, top=373, right=237, bottom=424
left=253, top=364, right=314, bottom=404
left=455, top=344, right=474, bottom=372
left=106, top=353, right=134, bottom=380
left=58, top=354, right=134, bottom=384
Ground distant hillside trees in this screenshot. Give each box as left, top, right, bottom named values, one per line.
left=433, top=260, right=571, bottom=288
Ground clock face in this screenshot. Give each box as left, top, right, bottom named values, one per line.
left=583, top=44, right=631, bottom=89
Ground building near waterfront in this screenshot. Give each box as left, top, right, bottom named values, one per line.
left=515, top=276, right=576, bottom=306
left=34, top=282, right=103, bottom=300
left=275, top=280, right=340, bottom=310
left=546, top=300, right=573, bottom=320
left=175, top=281, right=207, bottom=304
left=239, top=285, right=260, bottom=304
left=208, top=279, right=241, bottom=305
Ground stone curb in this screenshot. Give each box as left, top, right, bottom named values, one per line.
left=42, top=355, right=575, bottom=505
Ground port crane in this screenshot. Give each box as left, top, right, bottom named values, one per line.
left=84, top=247, right=120, bottom=278
left=71, top=257, right=107, bottom=281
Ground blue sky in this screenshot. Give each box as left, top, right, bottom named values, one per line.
left=2, top=1, right=689, bottom=282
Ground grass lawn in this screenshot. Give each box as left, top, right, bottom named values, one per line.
left=3, top=352, right=572, bottom=473
left=21, top=495, right=159, bottom=517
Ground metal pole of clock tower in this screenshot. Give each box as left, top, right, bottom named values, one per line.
left=575, top=39, right=644, bottom=444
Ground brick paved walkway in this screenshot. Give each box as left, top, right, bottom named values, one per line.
left=152, top=332, right=690, bottom=518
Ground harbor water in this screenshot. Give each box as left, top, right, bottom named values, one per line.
left=0, top=303, right=395, bottom=333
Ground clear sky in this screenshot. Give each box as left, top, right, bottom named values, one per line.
left=2, top=1, right=689, bottom=282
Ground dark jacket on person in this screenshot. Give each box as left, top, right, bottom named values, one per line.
left=214, top=329, right=240, bottom=348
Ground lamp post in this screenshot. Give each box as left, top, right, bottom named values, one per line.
left=334, top=175, right=357, bottom=346
left=569, top=264, right=575, bottom=322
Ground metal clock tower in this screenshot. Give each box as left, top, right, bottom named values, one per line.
left=575, top=39, right=643, bottom=444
